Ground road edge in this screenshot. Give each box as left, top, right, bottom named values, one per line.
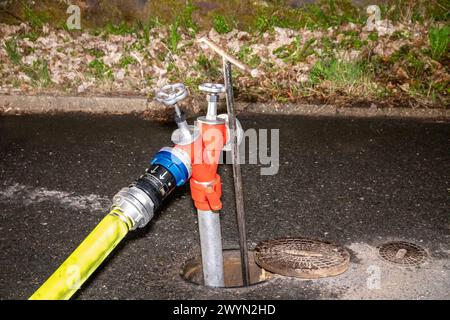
left=1, top=94, right=449, bottom=120
left=0, top=94, right=150, bottom=114
left=242, top=102, right=450, bottom=120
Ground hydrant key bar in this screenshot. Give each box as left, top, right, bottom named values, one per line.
left=223, top=60, right=251, bottom=286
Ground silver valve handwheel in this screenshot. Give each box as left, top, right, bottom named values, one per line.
left=156, top=83, right=187, bottom=106
left=199, top=83, right=225, bottom=94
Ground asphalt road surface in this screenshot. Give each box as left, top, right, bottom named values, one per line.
left=0, top=113, right=449, bottom=300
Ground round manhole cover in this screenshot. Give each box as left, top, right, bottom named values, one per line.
left=377, top=241, right=428, bottom=266
left=254, top=238, right=350, bottom=279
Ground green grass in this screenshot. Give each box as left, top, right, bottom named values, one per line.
left=405, top=51, right=426, bottom=77
left=247, top=0, right=366, bottom=33
left=17, top=59, right=52, bottom=87
left=18, top=30, right=40, bottom=42
left=90, top=22, right=134, bottom=37
left=4, top=36, right=52, bottom=87
left=88, top=59, right=112, bottom=80
left=88, top=48, right=105, bottom=58
left=100, top=0, right=196, bottom=45
left=390, top=45, right=428, bottom=77
left=337, top=31, right=366, bottom=48
left=213, top=15, right=233, bottom=34
left=368, top=32, right=379, bottom=42
left=302, top=0, right=362, bottom=29
left=380, top=0, right=449, bottom=24
left=195, top=53, right=221, bottom=78
left=4, top=39, right=22, bottom=65
left=119, top=55, right=137, bottom=68
left=237, top=45, right=261, bottom=68
left=134, top=19, right=154, bottom=45
left=22, top=1, right=46, bottom=30
left=254, top=15, right=272, bottom=34
left=319, top=36, right=334, bottom=57
left=310, top=59, right=363, bottom=84
left=167, top=61, right=177, bottom=73
left=253, top=14, right=291, bottom=34
left=169, top=20, right=181, bottom=52
left=428, top=25, right=450, bottom=61
left=12, top=0, right=449, bottom=37
left=104, top=21, right=135, bottom=36
left=178, top=0, right=198, bottom=34
left=273, top=36, right=316, bottom=63
left=162, top=1, right=197, bottom=53
left=309, top=58, right=376, bottom=95
left=184, top=76, right=203, bottom=93
left=196, top=54, right=210, bottom=70
left=141, top=23, right=151, bottom=45
left=389, top=44, right=411, bottom=63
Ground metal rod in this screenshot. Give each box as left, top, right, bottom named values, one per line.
left=197, top=37, right=261, bottom=78
left=223, top=59, right=251, bottom=286
left=206, top=98, right=218, bottom=121
left=199, top=37, right=251, bottom=74
left=197, top=209, right=225, bottom=287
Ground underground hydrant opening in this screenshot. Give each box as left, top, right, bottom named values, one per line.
left=181, top=249, right=272, bottom=288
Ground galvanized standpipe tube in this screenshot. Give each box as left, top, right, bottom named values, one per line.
left=223, top=59, right=251, bottom=286
left=197, top=210, right=225, bottom=287
left=194, top=83, right=227, bottom=287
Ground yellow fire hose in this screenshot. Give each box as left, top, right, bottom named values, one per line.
left=28, top=82, right=210, bottom=299
left=29, top=209, right=132, bottom=300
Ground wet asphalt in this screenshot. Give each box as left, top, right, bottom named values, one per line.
left=0, top=113, right=449, bottom=300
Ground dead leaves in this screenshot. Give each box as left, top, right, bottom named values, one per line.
left=0, top=19, right=447, bottom=107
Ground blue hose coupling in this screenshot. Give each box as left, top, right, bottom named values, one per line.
left=151, top=147, right=192, bottom=186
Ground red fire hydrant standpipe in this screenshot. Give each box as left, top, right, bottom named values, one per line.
left=157, top=83, right=244, bottom=287
left=191, top=83, right=228, bottom=287
left=198, top=37, right=261, bottom=286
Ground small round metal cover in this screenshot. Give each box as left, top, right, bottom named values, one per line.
left=377, top=241, right=428, bottom=266
left=254, top=238, right=350, bottom=279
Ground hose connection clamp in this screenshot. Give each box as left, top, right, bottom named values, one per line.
left=112, top=186, right=155, bottom=230
left=190, top=175, right=222, bottom=211
left=151, top=147, right=192, bottom=186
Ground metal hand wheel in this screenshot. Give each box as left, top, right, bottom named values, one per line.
left=198, top=83, right=225, bottom=94
left=155, top=83, right=187, bottom=106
